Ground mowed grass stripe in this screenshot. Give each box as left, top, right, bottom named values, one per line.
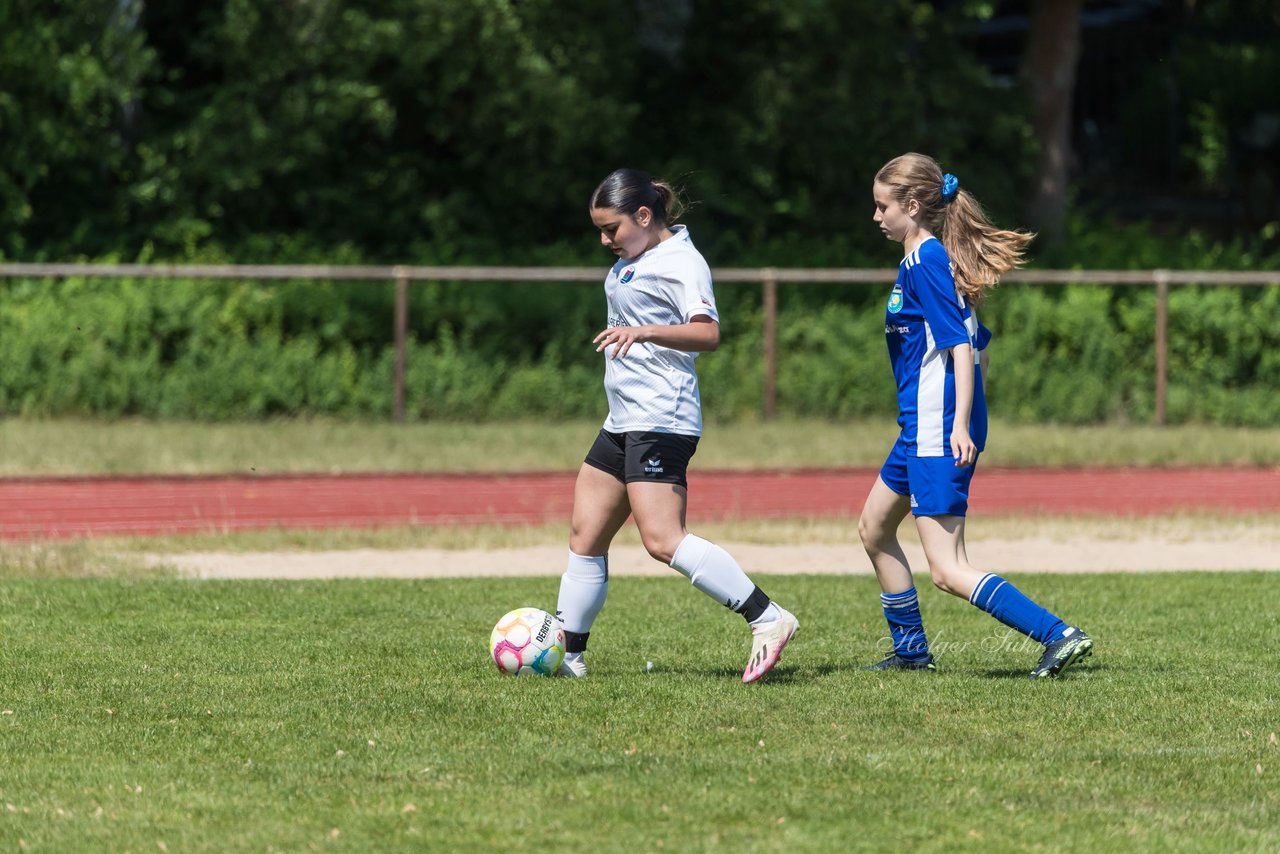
left=4, top=417, right=1280, bottom=475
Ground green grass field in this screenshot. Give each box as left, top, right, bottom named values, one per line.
left=1, top=572, right=1277, bottom=851
left=3, top=418, right=1278, bottom=850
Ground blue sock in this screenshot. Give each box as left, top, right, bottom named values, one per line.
left=969, top=573, right=1067, bottom=644
left=882, top=587, right=930, bottom=661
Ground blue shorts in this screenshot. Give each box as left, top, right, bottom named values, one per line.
left=879, top=436, right=977, bottom=517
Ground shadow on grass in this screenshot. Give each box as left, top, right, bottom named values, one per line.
left=752, top=662, right=851, bottom=684
left=977, top=662, right=1106, bottom=679
left=663, top=661, right=876, bottom=682
left=978, top=667, right=1037, bottom=679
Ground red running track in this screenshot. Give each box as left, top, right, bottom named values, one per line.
left=2, top=467, right=1277, bottom=540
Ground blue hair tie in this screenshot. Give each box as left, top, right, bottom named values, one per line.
left=941, top=173, right=960, bottom=204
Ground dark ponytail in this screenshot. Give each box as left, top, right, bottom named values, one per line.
left=589, top=168, right=685, bottom=225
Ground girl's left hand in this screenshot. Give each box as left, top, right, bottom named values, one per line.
left=950, top=428, right=977, bottom=467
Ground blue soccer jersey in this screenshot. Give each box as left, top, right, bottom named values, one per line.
left=883, top=237, right=988, bottom=457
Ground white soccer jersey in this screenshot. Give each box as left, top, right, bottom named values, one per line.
left=600, top=225, right=718, bottom=435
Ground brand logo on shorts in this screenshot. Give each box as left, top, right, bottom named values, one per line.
left=620, top=267, right=636, bottom=284
left=887, top=284, right=904, bottom=314
left=909, top=493, right=918, bottom=508
left=644, top=456, right=664, bottom=474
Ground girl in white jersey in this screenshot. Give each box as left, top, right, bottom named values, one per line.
left=555, top=168, right=799, bottom=684
left=859, top=153, right=1093, bottom=679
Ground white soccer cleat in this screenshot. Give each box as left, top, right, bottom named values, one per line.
left=557, top=652, right=588, bottom=678
left=742, top=608, right=799, bottom=684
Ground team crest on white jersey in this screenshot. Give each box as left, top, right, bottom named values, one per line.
left=887, top=284, right=904, bottom=314
left=620, top=267, right=636, bottom=284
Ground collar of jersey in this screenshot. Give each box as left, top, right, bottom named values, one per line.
left=900, top=234, right=938, bottom=263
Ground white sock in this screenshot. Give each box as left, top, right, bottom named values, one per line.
left=556, top=551, right=608, bottom=634
left=754, top=602, right=782, bottom=626
left=670, top=534, right=758, bottom=613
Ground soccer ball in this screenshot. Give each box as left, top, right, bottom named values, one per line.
left=490, top=607, right=565, bottom=676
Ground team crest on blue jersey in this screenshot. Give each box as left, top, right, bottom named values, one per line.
left=620, top=267, right=636, bottom=284
left=887, top=284, right=904, bottom=314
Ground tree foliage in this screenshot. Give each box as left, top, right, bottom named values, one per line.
left=2, top=1, right=1278, bottom=424
left=1, top=0, right=1039, bottom=262
left=0, top=0, right=153, bottom=257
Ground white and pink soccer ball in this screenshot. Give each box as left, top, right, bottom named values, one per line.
left=489, top=607, right=565, bottom=676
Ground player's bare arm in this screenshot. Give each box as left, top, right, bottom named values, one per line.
left=594, top=315, right=719, bottom=360
left=950, top=342, right=977, bottom=466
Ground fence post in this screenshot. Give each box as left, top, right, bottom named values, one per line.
left=393, top=267, right=409, bottom=422
left=762, top=268, right=778, bottom=421
left=1154, top=269, right=1169, bottom=426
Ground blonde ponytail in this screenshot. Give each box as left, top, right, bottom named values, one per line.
left=876, top=153, right=1034, bottom=305
left=941, top=190, right=1035, bottom=305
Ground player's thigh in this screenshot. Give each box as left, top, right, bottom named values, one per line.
left=626, top=481, right=689, bottom=563
left=860, top=475, right=912, bottom=545
left=569, top=462, right=632, bottom=555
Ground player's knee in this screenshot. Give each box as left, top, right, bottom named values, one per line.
left=856, top=513, right=872, bottom=544
left=569, top=522, right=611, bottom=557
left=858, top=512, right=891, bottom=552
left=644, top=543, right=677, bottom=565
left=640, top=531, right=681, bottom=565
left=928, top=563, right=963, bottom=595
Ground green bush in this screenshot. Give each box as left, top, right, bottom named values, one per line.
left=3, top=273, right=1279, bottom=425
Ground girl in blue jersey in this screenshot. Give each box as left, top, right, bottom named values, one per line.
left=859, top=153, right=1093, bottom=679
left=554, top=168, right=798, bottom=683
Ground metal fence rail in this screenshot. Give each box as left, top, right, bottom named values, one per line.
left=4, top=263, right=1279, bottom=424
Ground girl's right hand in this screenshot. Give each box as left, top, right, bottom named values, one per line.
left=594, top=325, right=648, bottom=360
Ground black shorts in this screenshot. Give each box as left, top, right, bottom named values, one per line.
left=584, top=430, right=700, bottom=488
